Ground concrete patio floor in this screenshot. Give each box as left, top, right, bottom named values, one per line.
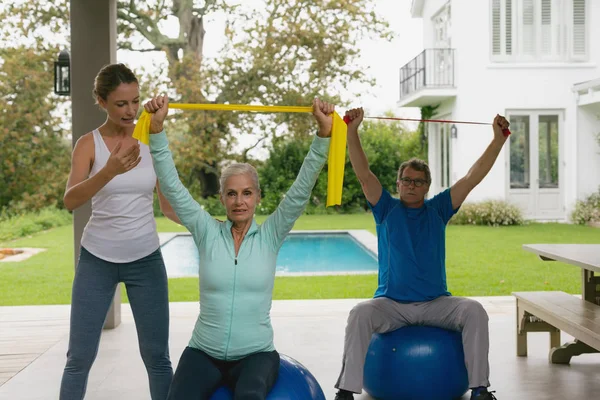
left=1, top=296, right=600, bottom=399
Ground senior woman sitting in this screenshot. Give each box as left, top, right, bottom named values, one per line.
left=144, top=94, right=334, bottom=400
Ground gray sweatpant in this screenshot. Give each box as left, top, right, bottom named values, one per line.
left=335, top=296, right=490, bottom=394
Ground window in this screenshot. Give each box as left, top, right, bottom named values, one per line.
left=491, top=0, right=587, bottom=62
left=432, top=4, right=453, bottom=87
left=510, top=116, right=531, bottom=188
left=438, top=123, right=451, bottom=189
left=509, top=113, right=560, bottom=189
left=538, top=115, right=559, bottom=188
left=433, top=3, right=451, bottom=48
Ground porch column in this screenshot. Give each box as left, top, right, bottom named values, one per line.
left=70, top=0, right=120, bottom=329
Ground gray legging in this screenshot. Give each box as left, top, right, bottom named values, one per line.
left=60, top=247, right=173, bottom=400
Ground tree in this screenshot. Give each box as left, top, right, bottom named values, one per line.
left=0, top=2, right=71, bottom=213
left=258, top=116, right=425, bottom=214
left=4, top=0, right=391, bottom=202
left=0, top=46, right=71, bottom=213
left=418, top=105, right=437, bottom=152
left=215, top=1, right=391, bottom=140
left=117, top=0, right=391, bottom=197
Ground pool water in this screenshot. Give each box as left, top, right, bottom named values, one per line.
left=160, top=233, right=378, bottom=277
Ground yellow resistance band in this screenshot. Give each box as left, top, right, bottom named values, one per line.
left=132, top=103, right=347, bottom=207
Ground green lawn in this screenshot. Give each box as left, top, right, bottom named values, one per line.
left=1, top=215, right=599, bottom=306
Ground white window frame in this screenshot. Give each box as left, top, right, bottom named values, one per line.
left=570, top=0, right=588, bottom=60
left=505, top=109, right=564, bottom=219
left=490, top=0, right=588, bottom=62
left=435, top=121, right=452, bottom=190
left=432, top=2, right=452, bottom=48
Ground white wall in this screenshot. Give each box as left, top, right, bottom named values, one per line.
left=417, top=0, right=600, bottom=214
left=576, top=105, right=600, bottom=204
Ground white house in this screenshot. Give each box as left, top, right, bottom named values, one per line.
left=398, top=0, right=600, bottom=221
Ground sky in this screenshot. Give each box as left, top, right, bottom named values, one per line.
left=115, top=0, right=424, bottom=157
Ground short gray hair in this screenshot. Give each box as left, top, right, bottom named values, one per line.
left=219, top=163, right=260, bottom=195
left=398, top=158, right=432, bottom=184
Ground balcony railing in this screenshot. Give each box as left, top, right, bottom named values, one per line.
left=399, top=48, right=455, bottom=101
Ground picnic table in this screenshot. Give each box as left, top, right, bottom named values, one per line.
left=513, top=244, right=600, bottom=364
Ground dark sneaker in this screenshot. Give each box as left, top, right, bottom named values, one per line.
left=471, top=388, right=498, bottom=400
left=334, top=389, right=354, bottom=400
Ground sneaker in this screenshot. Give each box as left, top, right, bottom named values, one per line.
left=471, top=388, right=497, bottom=400
left=334, top=389, right=354, bottom=400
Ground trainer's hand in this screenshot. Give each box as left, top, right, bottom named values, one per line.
left=105, top=141, right=141, bottom=177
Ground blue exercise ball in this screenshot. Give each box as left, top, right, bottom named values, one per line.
left=210, top=354, right=326, bottom=400
left=363, top=326, right=469, bottom=400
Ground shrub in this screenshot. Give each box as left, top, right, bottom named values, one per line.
left=198, top=195, right=226, bottom=216
left=0, top=207, right=72, bottom=242
left=257, top=119, right=426, bottom=214
left=571, top=188, right=600, bottom=225
left=450, top=200, right=525, bottom=226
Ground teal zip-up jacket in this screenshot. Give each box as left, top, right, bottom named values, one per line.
left=150, top=131, right=330, bottom=360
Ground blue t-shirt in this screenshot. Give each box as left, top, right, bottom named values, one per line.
left=369, top=188, right=458, bottom=302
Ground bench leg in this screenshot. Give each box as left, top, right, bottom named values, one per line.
left=516, top=303, right=528, bottom=356
left=516, top=299, right=561, bottom=358
left=550, top=330, right=560, bottom=349
left=581, top=269, right=600, bottom=305
left=550, top=340, right=598, bottom=364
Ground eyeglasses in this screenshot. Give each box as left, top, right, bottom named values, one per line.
left=398, top=177, right=428, bottom=187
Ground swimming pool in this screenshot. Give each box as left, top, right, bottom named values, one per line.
left=159, top=231, right=379, bottom=277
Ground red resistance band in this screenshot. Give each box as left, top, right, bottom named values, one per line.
left=342, top=115, right=511, bottom=137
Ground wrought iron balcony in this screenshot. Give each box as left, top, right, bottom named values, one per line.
left=398, top=48, right=455, bottom=106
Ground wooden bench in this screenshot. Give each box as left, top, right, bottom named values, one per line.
left=512, top=291, right=600, bottom=364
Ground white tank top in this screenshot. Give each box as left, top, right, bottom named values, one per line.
left=81, top=129, right=159, bottom=263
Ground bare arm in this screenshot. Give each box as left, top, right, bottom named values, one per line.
left=63, top=134, right=141, bottom=211
left=450, top=114, right=510, bottom=209
left=344, top=108, right=383, bottom=206
left=156, top=180, right=182, bottom=224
